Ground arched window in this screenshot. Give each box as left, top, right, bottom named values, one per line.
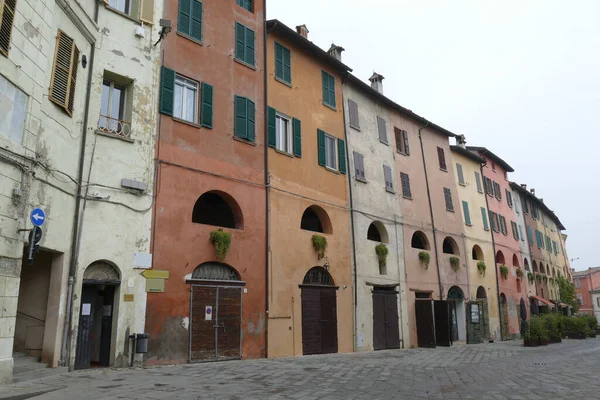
left=300, top=205, right=332, bottom=234
left=524, top=258, right=530, bottom=272
left=442, top=237, right=459, bottom=255
left=302, top=267, right=334, bottom=286
left=476, top=286, right=487, bottom=299
left=496, top=250, right=505, bottom=265
left=532, top=260, right=538, bottom=273
left=411, top=231, right=430, bottom=250
left=192, top=262, right=240, bottom=281
left=546, top=264, right=550, bottom=276
left=471, top=245, right=484, bottom=261
left=367, top=221, right=388, bottom=243
left=500, top=293, right=507, bottom=304
left=540, top=264, right=546, bottom=274
left=448, top=286, right=464, bottom=300
left=83, top=260, right=121, bottom=284
left=512, top=254, right=520, bottom=268
left=192, top=191, right=243, bottom=229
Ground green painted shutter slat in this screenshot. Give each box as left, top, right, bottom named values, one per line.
left=245, top=27, right=255, bottom=65
left=322, top=71, right=328, bottom=105
left=481, top=207, right=489, bottom=230
left=337, top=138, right=346, bottom=174
left=317, top=129, right=325, bottom=166
left=283, top=47, right=291, bottom=83
left=247, top=99, right=255, bottom=142
left=178, top=0, right=191, bottom=35
left=457, top=163, right=464, bottom=184
left=235, top=23, right=245, bottom=62
left=275, top=43, right=283, bottom=79
left=328, top=74, right=336, bottom=107
left=200, top=82, right=213, bottom=128
left=190, top=0, right=203, bottom=41
left=234, top=95, right=247, bottom=139
left=293, top=117, right=302, bottom=157
left=267, top=106, right=276, bottom=148
left=160, top=66, right=175, bottom=115
left=462, top=201, right=471, bottom=225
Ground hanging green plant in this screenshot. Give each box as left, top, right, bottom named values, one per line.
left=527, top=272, right=534, bottom=284
left=450, top=256, right=460, bottom=272
left=375, top=243, right=388, bottom=268
left=499, top=264, right=509, bottom=280
left=418, top=251, right=430, bottom=269
left=209, top=229, right=232, bottom=261
left=312, top=234, right=328, bottom=259
left=477, top=261, right=486, bottom=277
left=516, top=268, right=524, bottom=279
left=536, top=273, right=542, bottom=282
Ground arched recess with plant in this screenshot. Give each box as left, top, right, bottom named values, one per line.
left=192, top=190, right=244, bottom=229
left=300, top=205, right=333, bottom=234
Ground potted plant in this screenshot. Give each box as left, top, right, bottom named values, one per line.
left=499, top=264, right=509, bottom=280
left=536, top=273, right=542, bottom=283
left=418, top=251, right=430, bottom=269
left=209, top=229, right=232, bottom=261
left=312, top=235, right=328, bottom=259
left=375, top=243, right=388, bottom=270
left=542, top=314, right=562, bottom=344
left=516, top=268, right=524, bottom=280
left=477, top=261, right=486, bottom=277
left=450, top=256, right=460, bottom=272
left=527, top=272, right=534, bottom=284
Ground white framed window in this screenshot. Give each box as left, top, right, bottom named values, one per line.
left=325, top=134, right=337, bottom=170
left=109, top=0, right=131, bottom=14
left=275, top=113, right=292, bottom=154
left=99, top=79, right=127, bottom=132
left=0, top=75, right=27, bottom=144
left=575, top=278, right=580, bottom=288
left=174, top=75, right=198, bottom=123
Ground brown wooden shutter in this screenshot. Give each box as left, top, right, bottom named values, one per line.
left=139, top=0, right=155, bottom=24
left=394, top=127, right=402, bottom=153
left=437, top=147, right=447, bottom=170
left=49, top=30, right=79, bottom=116
left=403, top=130, right=410, bottom=155
left=0, top=0, right=17, bottom=56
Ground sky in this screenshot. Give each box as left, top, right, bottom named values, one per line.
left=267, top=0, right=600, bottom=271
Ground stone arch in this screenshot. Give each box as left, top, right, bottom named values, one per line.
left=471, top=245, right=484, bottom=261
left=191, top=262, right=241, bottom=281
left=411, top=231, right=430, bottom=250
left=512, top=254, right=520, bottom=268
left=83, top=260, right=121, bottom=284
left=367, top=221, right=389, bottom=243
left=532, top=260, right=539, bottom=273
left=442, top=237, right=460, bottom=255
left=302, top=266, right=334, bottom=286
left=300, top=205, right=333, bottom=234
left=540, top=264, right=546, bottom=274
left=448, top=286, right=464, bottom=300
left=496, top=250, right=506, bottom=265
left=192, top=190, right=244, bottom=229
left=476, top=286, right=487, bottom=299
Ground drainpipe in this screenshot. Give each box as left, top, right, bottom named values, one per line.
left=60, top=0, right=98, bottom=368
left=262, top=0, right=269, bottom=358
left=393, top=214, right=405, bottom=348
left=418, top=122, right=443, bottom=300
left=340, top=77, right=358, bottom=351
left=481, top=162, right=503, bottom=341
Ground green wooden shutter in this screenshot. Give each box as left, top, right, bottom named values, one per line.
left=190, top=0, right=203, bottom=41
left=283, top=46, right=291, bottom=83
left=328, top=74, right=336, bottom=107
left=322, top=71, right=328, bottom=105
left=234, top=95, right=247, bottom=139
left=457, top=163, right=464, bottom=185
left=160, top=66, right=175, bottom=115
left=246, top=99, right=255, bottom=142
left=245, top=27, right=255, bottom=65
left=317, top=129, right=325, bottom=166
left=293, top=118, right=302, bottom=157
left=462, top=201, right=471, bottom=225
left=275, top=43, right=283, bottom=80
left=267, top=106, right=276, bottom=148
left=235, top=23, right=245, bottom=62
left=200, top=82, right=213, bottom=128
left=481, top=207, right=489, bottom=230
left=338, top=138, right=346, bottom=174
left=178, top=0, right=191, bottom=36
left=475, top=172, right=482, bottom=192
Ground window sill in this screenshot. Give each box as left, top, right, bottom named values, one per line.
left=459, top=182, right=466, bottom=186
left=397, top=150, right=408, bottom=156
left=176, top=31, right=203, bottom=46
left=233, top=136, right=257, bottom=146
left=465, top=223, right=472, bottom=227
left=402, top=195, right=412, bottom=200
left=349, top=124, right=361, bottom=132
left=385, top=189, right=395, bottom=194
left=325, top=166, right=340, bottom=174
left=274, top=76, right=292, bottom=88
left=234, top=58, right=257, bottom=71
left=323, top=102, right=337, bottom=111
left=356, top=177, right=368, bottom=184
left=446, top=209, right=455, bottom=213
left=484, top=228, right=490, bottom=231
left=95, top=129, right=134, bottom=143
left=379, top=139, right=389, bottom=146
left=173, top=116, right=202, bottom=129
left=477, top=190, right=484, bottom=194
left=274, top=148, right=294, bottom=158
left=440, top=168, right=447, bottom=172
left=104, top=5, right=141, bottom=24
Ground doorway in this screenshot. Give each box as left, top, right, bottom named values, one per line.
left=448, top=286, right=466, bottom=342
left=372, top=287, right=400, bottom=350
left=500, top=293, right=509, bottom=340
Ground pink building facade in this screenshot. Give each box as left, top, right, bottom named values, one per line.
left=574, top=267, right=600, bottom=315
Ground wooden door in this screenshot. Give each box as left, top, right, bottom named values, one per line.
left=319, top=288, right=338, bottom=354
left=190, top=286, right=218, bottom=362
left=434, top=300, right=452, bottom=347
left=216, top=287, right=242, bottom=360
left=75, top=286, right=96, bottom=370
left=99, top=286, right=115, bottom=366
left=415, top=299, right=435, bottom=348
left=301, top=286, right=338, bottom=355
left=500, top=298, right=509, bottom=340
left=373, top=290, right=400, bottom=350
left=373, top=292, right=386, bottom=350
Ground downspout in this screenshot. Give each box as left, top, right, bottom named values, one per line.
left=60, top=0, right=99, bottom=368
left=263, top=0, right=269, bottom=358
left=340, top=76, right=359, bottom=351
left=418, top=122, right=443, bottom=299
left=393, top=214, right=405, bottom=348
left=481, top=162, right=503, bottom=341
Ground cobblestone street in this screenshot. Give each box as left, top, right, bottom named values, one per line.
left=2, top=339, right=599, bottom=400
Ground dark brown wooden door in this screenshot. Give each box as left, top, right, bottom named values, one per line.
left=190, top=286, right=217, bottom=362
left=216, top=287, right=242, bottom=360
left=301, top=286, right=338, bottom=355
left=415, top=299, right=435, bottom=348
left=75, top=286, right=96, bottom=370
left=319, top=288, right=338, bottom=354
left=434, top=300, right=452, bottom=347
left=373, top=290, right=400, bottom=350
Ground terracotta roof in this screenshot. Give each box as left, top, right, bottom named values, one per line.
left=450, top=145, right=486, bottom=164
left=573, top=267, right=600, bottom=277
left=509, top=182, right=566, bottom=230
left=466, top=146, right=514, bottom=172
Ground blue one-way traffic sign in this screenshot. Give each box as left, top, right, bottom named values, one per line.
left=30, top=208, right=46, bottom=227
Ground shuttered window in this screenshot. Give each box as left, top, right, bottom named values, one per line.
left=318, top=130, right=343, bottom=172
left=493, top=182, right=502, bottom=200
left=523, top=197, right=529, bottom=214
left=49, top=30, right=79, bottom=116
left=348, top=99, right=360, bottom=129
left=377, top=116, right=387, bottom=143
left=462, top=201, right=471, bottom=225
left=500, top=216, right=507, bottom=236
left=0, top=0, right=17, bottom=56
left=321, top=71, right=336, bottom=108
left=139, top=0, right=155, bottom=24
left=178, top=0, right=203, bottom=42
left=293, top=118, right=302, bottom=157
left=511, top=221, right=519, bottom=240
left=481, top=207, right=489, bottom=230
left=338, top=138, right=346, bottom=174
left=527, top=225, right=533, bottom=245
left=234, top=95, right=255, bottom=142
left=484, top=177, right=493, bottom=196
left=394, top=127, right=410, bottom=155
left=506, top=189, right=513, bottom=207
left=383, top=165, right=394, bottom=193
left=353, top=152, right=365, bottom=181
left=474, top=172, right=483, bottom=193
left=489, top=211, right=499, bottom=232
left=236, top=0, right=252, bottom=12
left=456, top=163, right=465, bottom=185
left=437, top=147, right=447, bottom=170
left=235, top=22, right=255, bottom=66
left=200, top=82, right=213, bottom=128
left=443, top=188, right=453, bottom=211
left=519, top=225, right=525, bottom=242
left=400, top=172, right=411, bottom=199
left=274, top=42, right=291, bottom=84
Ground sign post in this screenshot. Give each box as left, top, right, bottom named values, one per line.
left=28, top=208, right=45, bottom=265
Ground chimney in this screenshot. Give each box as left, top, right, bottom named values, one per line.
left=539, top=198, right=544, bottom=203
left=520, top=184, right=527, bottom=190
left=368, top=72, right=385, bottom=94
left=296, top=24, right=309, bottom=38
left=455, top=135, right=467, bottom=149
left=530, top=188, right=535, bottom=195
left=327, top=43, right=345, bottom=61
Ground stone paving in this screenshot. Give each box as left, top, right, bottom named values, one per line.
left=2, top=339, right=600, bottom=399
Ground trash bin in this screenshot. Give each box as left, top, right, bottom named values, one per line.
left=135, top=333, right=149, bottom=354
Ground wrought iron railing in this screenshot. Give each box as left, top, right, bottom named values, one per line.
left=98, top=115, right=131, bottom=139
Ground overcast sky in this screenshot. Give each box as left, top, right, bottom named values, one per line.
left=267, top=0, right=599, bottom=271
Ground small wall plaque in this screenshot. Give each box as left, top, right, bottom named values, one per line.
left=124, top=294, right=134, bottom=302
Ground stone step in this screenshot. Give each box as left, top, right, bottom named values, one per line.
left=11, top=352, right=28, bottom=359
left=13, top=361, right=49, bottom=376
left=13, top=356, right=41, bottom=367
left=11, top=367, right=69, bottom=384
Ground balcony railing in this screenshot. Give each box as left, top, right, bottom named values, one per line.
left=98, top=115, right=131, bottom=139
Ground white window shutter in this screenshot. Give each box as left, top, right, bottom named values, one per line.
left=140, top=0, right=155, bottom=24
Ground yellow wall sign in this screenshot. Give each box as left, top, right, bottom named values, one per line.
left=146, top=278, right=165, bottom=293
left=123, top=294, right=134, bottom=302
left=141, top=269, right=170, bottom=279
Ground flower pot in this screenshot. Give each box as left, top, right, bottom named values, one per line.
left=523, top=339, right=539, bottom=347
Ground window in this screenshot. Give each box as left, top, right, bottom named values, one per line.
left=0, top=0, right=16, bottom=56
left=527, top=225, right=534, bottom=245
left=462, top=201, right=471, bottom=225
left=443, top=188, right=453, bottom=211
left=553, top=241, right=558, bottom=255
left=99, top=78, right=130, bottom=138
left=575, top=278, right=580, bottom=288
left=493, top=182, right=502, bottom=200
left=411, top=231, right=430, bottom=250
left=108, top=0, right=130, bottom=14
left=325, top=135, right=337, bottom=170
left=523, top=197, right=529, bottom=214
left=491, top=162, right=496, bottom=171
left=437, top=147, right=447, bottom=170
left=519, top=225, right=525, bottom=242
left=274, top=42, right=291, bottom=84
left=317, top=130, right=345, bottom=173
left=484, top=177, right=494, bottom=196
left=234, top=95, right=255, bottom=142
left=489, top=211, right=499, bottom=232
left=481, top=207, right=489, bottom=230
left=49, top=30, right=79, bottom=116
left=394, top=128, right=410, bottom=155
left=400, top=172, right=411, bottom=199
left=0, top=74, right=27, bottom=143
left=546, top=235, right=552, bottom=252
left=192, top=191, right=243, bottom=229
left=353, top=152, right=366, bottom=181
left=456, top=163, right=465, bottom=185
left=383, top=165, right=394, bottom=193
left=597, top=297, right=600, bottom=308
left=236, top=0, right=252, bottom=12
left=577, top=294, right=583, bottom=305
left=499, top=216, right=507, bottom=236
left=506, top=190, right=513, bottom=207
left=300, top=205, right=332, bottom=234
left=178, top=0, right=203, bottom=42
left=275, top=113, right=292, bottom=153
left=377, top=116, right=387, bottom=143
left=174, top=75, right=198, bottom=123
left=475, top=172, right=483, bottom=193
left=442, top=237, right=459, bottom=254
left=321, top=70, right=336, bottom=108
left=235, top=22, right=255, bottom=66
left=511, top=221, right=519, bottom=240
left=348, top=99, right=360, bottom=129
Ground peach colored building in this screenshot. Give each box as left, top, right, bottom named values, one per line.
left=574, top=267, right=600, bottom=315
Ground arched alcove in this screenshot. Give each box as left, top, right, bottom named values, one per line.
left=367, top=221, right=389, bottom=243
left=192, top=262, right=240, bottom=281
left=532, top=260, right=539, bottom=273
left=302, top=266, right=334, bottom=286
left=524, top=258, right=530, bottom=272
left=83, top=260, right=121, bottom=284
left=411, top=231, right=430, bottom=250
left=540, top=264, right=546, bottom=274
left=192, top=190, right=244, bottom=229
left=476, top=286, right=487, bottom=299
left=472, top=245, right=484, bottom=261
left=496, top=250, right=506, bottom=265
left=443, top=237, right=459, bottom=255
left=300, top=205, right=333, bottom=234
left=512, top=254, right=520, bottom=268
